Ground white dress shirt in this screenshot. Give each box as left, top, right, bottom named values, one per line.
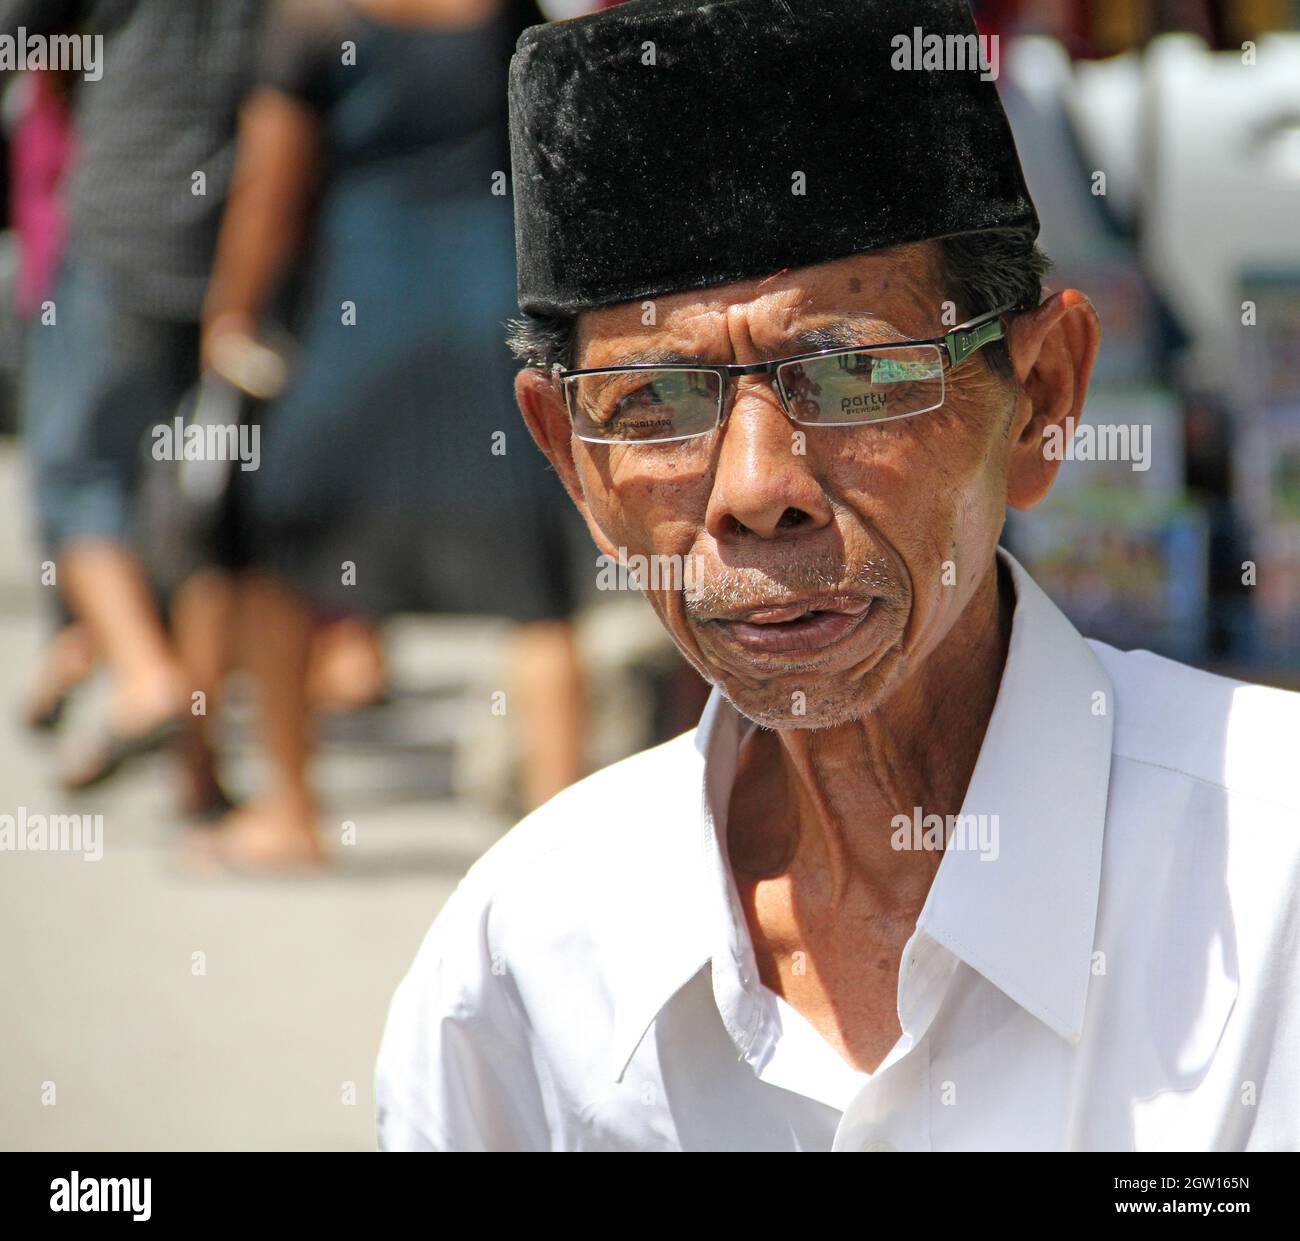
left=375, top=548, right=1300, bottom=1151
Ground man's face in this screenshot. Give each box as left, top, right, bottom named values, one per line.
left=518, top=245, right=1090, bottom=730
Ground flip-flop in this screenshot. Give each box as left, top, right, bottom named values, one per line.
left=61, top=714, right=185, bottom=791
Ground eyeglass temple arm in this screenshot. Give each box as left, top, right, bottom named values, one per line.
left=944, top=306, right=1012, bottom=368
left=946, top=310, right=1003, bottom=369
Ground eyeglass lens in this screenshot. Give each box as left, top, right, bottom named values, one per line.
left=566, top=345, right=946, bottom=443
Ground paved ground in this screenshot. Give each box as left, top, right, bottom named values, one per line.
left=0, top=442, right=531, bottom=1151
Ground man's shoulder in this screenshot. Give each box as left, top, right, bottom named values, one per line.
left=376, top=726, right=712, bottom=1148
left=429, top=724, right=707, bottom=964
left=1087, top=639, right=1300, bottom=818
left=394, top=724, right=708, bottom=1031
left=1085, top=643, right=1300, bottom=1054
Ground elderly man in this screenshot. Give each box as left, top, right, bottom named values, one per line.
left=376, top=0, right=1299, bottom=1151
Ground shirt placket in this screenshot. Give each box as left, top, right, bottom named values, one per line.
left=832, top=929, right=958, bottom=1152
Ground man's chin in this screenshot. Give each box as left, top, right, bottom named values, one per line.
left=709, top=658, right=905, bottom=731
left=727, top=696, right=869, bottom=731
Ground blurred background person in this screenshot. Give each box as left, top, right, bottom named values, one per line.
left=4, top=63, right=93, bottom=733
left=196, top=0, right=587, bottom=870
left=0, top=0, right=265, bottom=796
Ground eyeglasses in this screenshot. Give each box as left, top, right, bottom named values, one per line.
left=553, top=304, right=1015, bottom=445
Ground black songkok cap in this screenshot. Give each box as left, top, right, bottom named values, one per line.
left=508, top=0, right=1038, bottom=317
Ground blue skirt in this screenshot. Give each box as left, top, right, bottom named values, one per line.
left=238, top=185, right=582, bottom=620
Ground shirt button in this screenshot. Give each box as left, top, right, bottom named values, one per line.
left=860, top=1138, right=896, bottom=1152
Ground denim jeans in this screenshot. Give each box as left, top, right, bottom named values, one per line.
left=23, top=256, right=199, bottom=551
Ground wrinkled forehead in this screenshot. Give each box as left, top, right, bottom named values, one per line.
left=574, top=245, right=944, bottom=368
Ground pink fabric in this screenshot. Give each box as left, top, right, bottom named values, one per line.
left=10, top=75, right=76, bottom=318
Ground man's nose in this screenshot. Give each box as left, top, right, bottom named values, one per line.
left=704, top=382, right=834, bottom=541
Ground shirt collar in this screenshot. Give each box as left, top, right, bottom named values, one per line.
left=610, top=546, right=1114, bottom=1081
left=911, top=547, right=1114, bottom=1044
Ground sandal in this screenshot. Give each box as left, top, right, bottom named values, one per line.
left=61, top=714, right=186, bottom=791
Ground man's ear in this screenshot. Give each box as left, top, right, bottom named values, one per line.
left=1004, top=288, right=1101, bottom=511
left=514, top=367, right=622, bottom=562
left=515, top=366, right=583, bottom=505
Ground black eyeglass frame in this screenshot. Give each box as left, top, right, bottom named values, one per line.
left=551, top=303, right=1018, bottom=444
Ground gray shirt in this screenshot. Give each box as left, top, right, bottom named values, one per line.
left=1, top=0, right=264, bottom=320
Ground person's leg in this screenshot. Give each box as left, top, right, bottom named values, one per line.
left=198, top=571, right=323, bottom=868
left=22, top=614, right=95, bottom=731
left=242, top=573, right=315, bottom=816
left=508, top=618, right=586, bottom=811
left=307, top=614, right=387, bottom=712
left=58, top=539, right=186, bottom=732
left=169, top=567, right=238, bottom=816
left=25, top=260, right=189, bottom=752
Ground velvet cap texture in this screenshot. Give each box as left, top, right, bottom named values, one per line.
left=508, top=0, right=1039, bottom=317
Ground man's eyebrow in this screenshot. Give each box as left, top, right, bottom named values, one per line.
left=591, top=316, right=915, bottom=368
left=603, top=347, right=700, bottom=367
left=787, top=315, right=911, bottom=352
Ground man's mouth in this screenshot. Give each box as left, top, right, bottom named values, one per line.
left=703, top=595, right=873, bottom=654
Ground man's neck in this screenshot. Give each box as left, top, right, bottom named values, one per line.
left=728, top=554, right=1015, bottom=911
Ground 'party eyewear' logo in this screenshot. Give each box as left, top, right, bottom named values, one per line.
left=841, top=393, right=888, bottom=414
